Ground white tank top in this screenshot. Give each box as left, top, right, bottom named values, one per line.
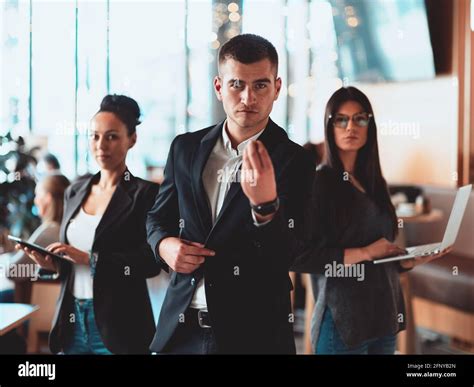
left=66, top=207, right=102, bottom=299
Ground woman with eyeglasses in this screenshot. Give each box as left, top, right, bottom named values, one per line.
left=292, top=87, right=450, bottom=354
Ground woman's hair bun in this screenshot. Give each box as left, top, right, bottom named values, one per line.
left=99, top=94, right=141, bottom=134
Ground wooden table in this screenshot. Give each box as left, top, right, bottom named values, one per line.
left=0, top=303, right=39, bottom=336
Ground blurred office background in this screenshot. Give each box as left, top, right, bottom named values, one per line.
left=1, top=0, right=458, bottom=182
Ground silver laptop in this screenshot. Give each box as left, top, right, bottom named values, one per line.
left=373, top=184, right=472, bottom=264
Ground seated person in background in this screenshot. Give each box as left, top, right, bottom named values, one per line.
left=35, top=153, right=62, bottom=182
left=0, top=174, right=70, bottom=302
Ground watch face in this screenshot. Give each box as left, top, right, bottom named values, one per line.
left=253, top=199, right=279, bottom=215
left=255, top=205, right=273, bottom=216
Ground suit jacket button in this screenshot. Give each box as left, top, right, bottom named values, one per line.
left=191, top=278, right=195, bottom=286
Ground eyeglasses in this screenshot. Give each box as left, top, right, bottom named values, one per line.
left=329, top=112, right=373, bottom=129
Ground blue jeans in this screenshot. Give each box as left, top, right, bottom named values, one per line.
left=63, top=298, right=112, bottom=355
left=315, top=307, right=397, bottom=355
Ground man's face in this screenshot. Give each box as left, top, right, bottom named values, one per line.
left=214, top=58, right=281, bottom=132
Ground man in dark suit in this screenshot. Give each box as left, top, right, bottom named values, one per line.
left=147, top=34, right=314, bottom=354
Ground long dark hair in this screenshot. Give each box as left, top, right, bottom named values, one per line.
left=322, top=86, right=397, bottom=239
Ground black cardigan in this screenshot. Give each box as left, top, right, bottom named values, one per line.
left=292, top=166, right=406, bottom=348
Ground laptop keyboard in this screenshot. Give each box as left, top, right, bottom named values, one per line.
left=408, top=243, right=441, bottom=256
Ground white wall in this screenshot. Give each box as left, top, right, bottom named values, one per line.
left=359, top=76, right=459, bottom=187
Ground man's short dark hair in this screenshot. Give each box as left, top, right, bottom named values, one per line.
left=43, top=153, right=60, bottom=170
left=218, top=34, right=278, bottom=74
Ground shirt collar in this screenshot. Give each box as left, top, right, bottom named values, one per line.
left=221, top=120, right=266, bottom=156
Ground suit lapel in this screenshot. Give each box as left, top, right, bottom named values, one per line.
left=61, top=170, right=134, bottom=245
left=61, top=174, right=96, bottom=243
left=212, top=179, right=241, bottom=228
left=191, top=122, right=223, bottom=235
left=94, top=172, right=134, bottom=243
left=209, top=119, right=288, bottom=235
left=256, top=118, right=288, bottom=156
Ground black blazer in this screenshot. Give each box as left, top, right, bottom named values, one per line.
left=147, top=119, right=314, bottom=354
left=47, top=170, right=161, bottom=354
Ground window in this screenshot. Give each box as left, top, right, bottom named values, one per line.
left=1, top=0, right=214, bottom=179
left=1, top=0, right=436, bottom=178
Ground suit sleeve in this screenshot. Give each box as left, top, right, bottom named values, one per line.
left=146, top=136, right=182, bottom=272
left=99, top=183, right=162, bottom=278
left=290, top=172, right=345, bottom=274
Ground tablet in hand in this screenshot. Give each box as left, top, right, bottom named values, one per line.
left=8, top=235, right=64, bottom=262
